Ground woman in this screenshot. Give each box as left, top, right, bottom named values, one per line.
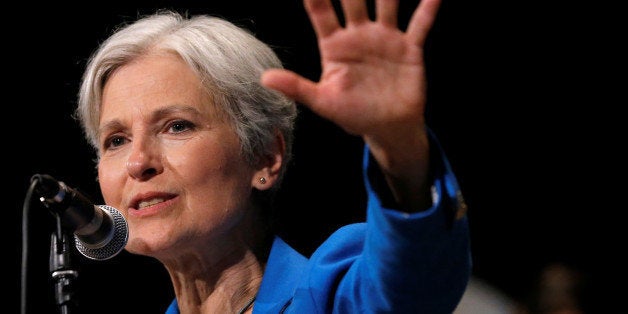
left=76, top=0, right=471, bottom=312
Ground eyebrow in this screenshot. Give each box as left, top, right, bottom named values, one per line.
left=98, top=104, right=204, bottom=137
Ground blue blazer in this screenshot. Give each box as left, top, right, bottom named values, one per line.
left=167, top=136, right=471, bottom=313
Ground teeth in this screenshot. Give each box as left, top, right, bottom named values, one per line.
left=138, top=198, right=165, bottom=209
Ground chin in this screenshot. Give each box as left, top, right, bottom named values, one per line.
left=124, top=236, right=173, bottom=257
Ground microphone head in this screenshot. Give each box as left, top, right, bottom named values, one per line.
left=74, top=205, right=128, bottom=261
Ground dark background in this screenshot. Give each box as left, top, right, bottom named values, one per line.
left=8, top=0, right=623, bottom=313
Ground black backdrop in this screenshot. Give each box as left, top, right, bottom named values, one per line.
left=9, top=1, right=623, bottom=313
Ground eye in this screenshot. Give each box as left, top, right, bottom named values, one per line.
left=103, top=135, right=127, bottom=150
left=167, top=120, right=195, bottom=134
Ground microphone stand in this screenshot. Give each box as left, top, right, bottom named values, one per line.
left=49, top=214, right=78, bottom=314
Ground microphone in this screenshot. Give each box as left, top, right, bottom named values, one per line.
left=32, top=174, right=128, bottom=261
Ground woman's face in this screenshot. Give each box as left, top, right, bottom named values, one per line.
left=97, top=52, right=259, bottom=258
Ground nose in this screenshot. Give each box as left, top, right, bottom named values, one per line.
left=126, top=136, right=163, bottom=181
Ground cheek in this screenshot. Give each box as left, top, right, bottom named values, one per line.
left=166, top=149, right=194, bottom=172
left=175, top=140, right=253, bottom=198
left=97, top=159, right=125, bottom=206
left=171, top=147, right=229, bottom=185
left=168, top=135, right=241, bottom=178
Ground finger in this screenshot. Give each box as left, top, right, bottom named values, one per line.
left=406, top=0, right=442, bottom=46
left=304, top=0, right=342, bottom=38
left=376, top=0, right=399, bottom=28
left=340, top=0, right=369, bottom=26
left=261, top=69, right=318, bottom=107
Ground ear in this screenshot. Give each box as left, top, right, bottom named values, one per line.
left=252, top=131, right=285, bottom=191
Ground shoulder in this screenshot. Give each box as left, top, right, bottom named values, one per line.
left=307, top=223, right=367, bottom=270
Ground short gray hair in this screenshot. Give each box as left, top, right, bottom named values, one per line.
left=76, top=10, right=297, bottom=186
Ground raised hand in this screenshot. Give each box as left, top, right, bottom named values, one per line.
left=262, top=0, right=440, bottom=135
left=262, top=0, right=443, bottom=211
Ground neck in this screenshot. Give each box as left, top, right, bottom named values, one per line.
left=237, top=295, right=256, bottom=314
left=164, top=248, right=264, bottom=314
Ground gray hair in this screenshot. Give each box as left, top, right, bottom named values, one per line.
left=76, top=10, right=297, bottom=187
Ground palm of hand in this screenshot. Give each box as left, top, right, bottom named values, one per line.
left=261, top=0, right=441, bottom=140
left=315, top=21, right=426, bottom=136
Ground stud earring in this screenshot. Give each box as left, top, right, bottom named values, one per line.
left=259, top=177, right=267, bottom=184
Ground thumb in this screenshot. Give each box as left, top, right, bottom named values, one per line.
left=261, top=69, right=318, bottom=106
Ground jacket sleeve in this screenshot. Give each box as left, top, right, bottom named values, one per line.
left=287, top=129, right=472, bottom=314
left=335, top=128, right=472, bottom=313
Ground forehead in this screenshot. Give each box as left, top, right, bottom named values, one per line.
left=99, top=52, right=218, bottom=122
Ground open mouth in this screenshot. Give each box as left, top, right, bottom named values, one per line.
left=131, top=193, right=177, bottom=211
left=138, top=198, right=167, bottom=209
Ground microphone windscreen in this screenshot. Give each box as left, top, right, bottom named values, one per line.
left=74, top=205, right=128, bottom=261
